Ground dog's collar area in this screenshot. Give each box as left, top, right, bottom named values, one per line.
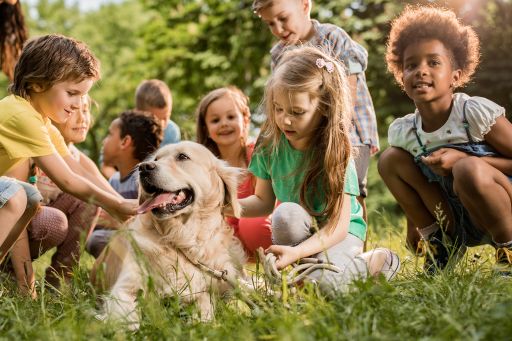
left=175, top=247, right=262, bottom=312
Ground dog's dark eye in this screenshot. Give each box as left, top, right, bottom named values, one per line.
left=176, top=153, right=190, bottom=161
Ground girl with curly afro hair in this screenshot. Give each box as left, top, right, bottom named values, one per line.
left=379, top=6, right=512, bottom=275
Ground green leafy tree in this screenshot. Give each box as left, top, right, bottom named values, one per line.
left=136, top=0, right=413, bottom=137
left=138, top=0, right=274, bottom=136
left=4, top=0, right=509, bottom=160
left=138, top=0, right=511, bottom=138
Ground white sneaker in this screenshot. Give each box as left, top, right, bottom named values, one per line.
left=375, top=247, right=401, bottom=281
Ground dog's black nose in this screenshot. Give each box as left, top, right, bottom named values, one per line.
left=139, top=162, right=157, bottom=172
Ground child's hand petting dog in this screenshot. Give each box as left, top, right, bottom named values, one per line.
left=107, top=198, right=138, bottom=223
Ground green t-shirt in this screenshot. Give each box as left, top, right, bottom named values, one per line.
left=248, top=136, right=366, bottom=241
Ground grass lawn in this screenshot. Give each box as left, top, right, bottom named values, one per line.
left=1, top=158, right=511, bottom=340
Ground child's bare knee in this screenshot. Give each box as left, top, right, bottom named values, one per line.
left=453, top=157, right=484, bottom=181
left=7, top=189, right=28, bottom=213
left=271, top=203, right=311, bottom=245
left=378, top=147, right=412, bottom=176
left=453, top=157, right=489, bottom=194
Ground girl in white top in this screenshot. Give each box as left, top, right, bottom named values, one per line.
left=379, top=6, right=512, bottom=274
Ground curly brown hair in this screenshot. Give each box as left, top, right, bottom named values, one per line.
left=385, top=5, right=480, bottom=88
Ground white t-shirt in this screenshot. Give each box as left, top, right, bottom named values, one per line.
left=388, top=93, right=505, bottom=157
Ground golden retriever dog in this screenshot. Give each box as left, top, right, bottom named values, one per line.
left=91, top=141, right=246, bottom=328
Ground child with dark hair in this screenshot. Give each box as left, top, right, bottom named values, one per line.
left=101, top=79, right=180, bottom=178
left=379, top=6, right=512, bottom=274
left=86, top=110, right=162, bottom=257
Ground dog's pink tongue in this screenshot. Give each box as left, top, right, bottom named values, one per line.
left=137, top=193, right=175, bottom=214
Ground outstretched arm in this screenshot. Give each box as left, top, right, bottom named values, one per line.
left=34, top=153, right=136, bottom=221
left=67, top=151, right=122, bottom=199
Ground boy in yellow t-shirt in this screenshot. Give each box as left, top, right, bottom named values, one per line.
left=0, top=34, right=137, bottom=296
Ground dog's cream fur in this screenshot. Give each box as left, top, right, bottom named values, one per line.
left=90, top=141, right=246, bottom=327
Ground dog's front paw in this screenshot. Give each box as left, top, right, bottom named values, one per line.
left=197, top=294, right=214, bottom=322
left=102, top=292, right=141, bottom=330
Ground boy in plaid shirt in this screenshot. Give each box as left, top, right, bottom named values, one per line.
left=253, top=0, right=379, bottom=220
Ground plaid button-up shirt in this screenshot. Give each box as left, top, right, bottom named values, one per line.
left=270, top=20, right=379, bottom=151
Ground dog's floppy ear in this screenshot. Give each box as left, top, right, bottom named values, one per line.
left=215, top=160, right=242, bottom=218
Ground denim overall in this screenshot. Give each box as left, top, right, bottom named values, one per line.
left=412, top=101, right=497, bottom=246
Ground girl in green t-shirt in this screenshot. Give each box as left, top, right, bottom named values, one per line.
left=226, top=46, right=400, bottom=294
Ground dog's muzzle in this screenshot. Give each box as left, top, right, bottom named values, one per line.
left=137, top=161, right=195, bottom=216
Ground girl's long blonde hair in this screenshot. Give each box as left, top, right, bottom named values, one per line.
left=259, top=45, right=353, bottom=232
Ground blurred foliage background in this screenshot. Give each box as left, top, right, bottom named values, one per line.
left=0, top=0, right=510, bottom=225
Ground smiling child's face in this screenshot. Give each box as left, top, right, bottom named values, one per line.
left=259, top=0, right=311, bottom=45
left=30, top=78, right=94, bottom=124
left=205, top=94, right=247, bottom=148
left=402, top=39, right=461, bottom=105
left=56, top=97, right=91, bottom=144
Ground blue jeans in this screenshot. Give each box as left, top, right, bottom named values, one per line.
left=414, top=143, right=504, bottom=247
left=0, top=176, right=42, bottom=209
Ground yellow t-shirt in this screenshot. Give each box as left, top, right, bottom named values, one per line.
left=0, top=95, right=70, bottom=175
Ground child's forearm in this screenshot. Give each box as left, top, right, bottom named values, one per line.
left=481, top=156, right=512, bottom=176
left=35, top=154, right=128, bottom=215
left=56, top=172, right=123, bottom=210
left=68, top=154, right=122, bottom=199
left=238, top=195, right=275, bottom=217
left=231, top=178, right=275, bottom=217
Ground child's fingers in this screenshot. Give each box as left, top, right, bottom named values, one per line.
left=421, top=155, right=439, bottom=165
left=429, top=148, right=445, bottom=157
left=420, top=156, right=431, bottom=164
left=265, top=245, right=283, bottom=255
left=265, top=245, right=276, bottom=254
left=122, top=199, right=138, bottom=216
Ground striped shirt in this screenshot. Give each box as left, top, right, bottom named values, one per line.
left=270, top=20, right=379, bottom=150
